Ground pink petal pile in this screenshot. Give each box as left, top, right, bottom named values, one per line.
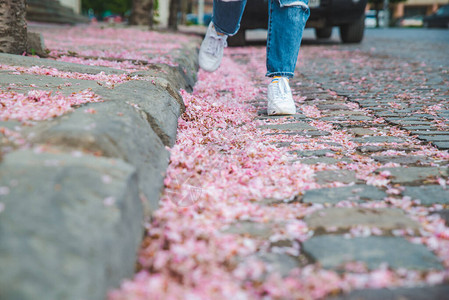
left=0, top=88, right=102, bottom=122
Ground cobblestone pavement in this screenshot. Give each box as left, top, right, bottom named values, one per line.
left=227, top=33, right=449, bottom=298
left=110, top=30, right=449, bottom=299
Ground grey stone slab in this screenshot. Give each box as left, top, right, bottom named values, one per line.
left=305, top=208, right=420, bottom=233
left=328, top=285, right=449, bottom=300
left=300, top=157, right=351, bottom=165
left=222, top=222, right=273, bottom=239
left=348, top=128, right=377, bottom=137
left=411, top=130, right=449, bottom=135
left=0, top=72, right=101, bottom=95
left=404, top=126, right=437, bottom=131
left=378, top=167, right=448, bottom=185
left=319, top=116, right=345, bottom=121
left=290, top=149, right=335, bottom=157
left=371, top=155, right=430, bottom=165
left=316, top=104, right=349, bottom=110
left=347, top=116, right=372, bottom=121
left=275, top=142, right=292, bottom=148
left=433, top=142, right=449, bottom=149
left=32, top=100, right=170, bottom=214
left=0, top=150, right=142, bottom=300
left=0, top=52, right=125, bottom=75
left=0, top=120, right=21, bottom=130
left=93, top=79, right=183, bottom=146
left=302, top=236, right=444, bottom=271
left=265, top=130, right=330, bottom=137
left=352, top=136, right=405, bottom=144
left=397, top=120, right=434, bottom=125
left=256, top=113, right=307, bottom=121
left=315, top=170, right=358, bottom=185
left=302, top=185, right=387, bottom=204
left=326, top=110, right=366, bottom=116
left=257, top=253, right=302, bottom=277
left=258, top=122, right=316, bottom=131
left=357, top=145, right=418, bottom=153
left=403, top=185, right=449, bottom=205
left=418, top=135, right=449, bottom=142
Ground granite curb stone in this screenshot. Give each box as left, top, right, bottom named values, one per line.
left=0, top=150, right=142, bottom=300
left=0, top=37, right=199, bottom=300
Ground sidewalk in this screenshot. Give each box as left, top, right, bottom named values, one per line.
left=0, top=24, right=200, bottom=300
left=109, top=40, right=449, bottom=299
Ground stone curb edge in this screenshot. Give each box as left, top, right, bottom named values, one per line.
left=0, top=40, right=199, bottom=300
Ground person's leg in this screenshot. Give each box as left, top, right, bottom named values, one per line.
left=199, top=0, right=247, bottom=72
left=266, top=0, right=310, bottom=78
left=266, top=0, right=310, bottom=115
left=213, top=0, right=247, bottom=36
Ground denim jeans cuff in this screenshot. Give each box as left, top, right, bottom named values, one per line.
left=212, top=20, right=239, bottom=36
left=266, top=71, right=295, bottom=79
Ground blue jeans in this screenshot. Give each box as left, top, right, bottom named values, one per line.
left=213, top=0, right=310, bottom=78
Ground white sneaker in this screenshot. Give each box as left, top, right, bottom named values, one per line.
left=267, top=77, right=296, bottom=115
left=199, top=22, right=228, bottom=72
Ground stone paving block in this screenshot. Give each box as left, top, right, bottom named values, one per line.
left=326, top=110, right=366, bottom=116
left=348, top=128, right=377, bottom=137
left=256, top=253, right=302, bottom=277
left=371, top=155, right=429, bottom=165
left=258, top=122, right=316, bottom=131
left=302, top=236, right=444, bottom=271
left=316, top=104, right=349, bottom=110
left=275, top=142, right=292, bottom=148
left=403, top=185, right=449, bottom=205
left=302, top=185, right=387, bottom=204
left=290, top=149, right=335, bottom=157
left=357, top=145, right=418, bottom=153
left=397, top=120, right=434, bottom=125
left=265, top=131, right=330, bottom=137
left=300, top=157, right=351, bottom=165
left=378, top=167, right=448, bottom=185
left=315, top=170, right=358, bottom=185
left=0, top=150, right=142, bottom=300
left=222, top=221, right=273, bottom=239
left=410, top=130, right=449, bottom=135
left=347, top=116, right=372, bottom=121
left=256, top=114, right=307, bottom=121
left=304, top=207, right=420, bottom=233
left=404, top=126, right=437, bottom=131
left=433, top=141, right=449, bottom=150
left=328, top=285, right=449, bottom=300
left=418, top=135, right=449, bottom=142
left=352, top=136, right=405, bottom=144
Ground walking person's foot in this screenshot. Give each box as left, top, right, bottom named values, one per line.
left=199, top=22, right=228, bottom=72
left=267, top=77, right=296, bottom=115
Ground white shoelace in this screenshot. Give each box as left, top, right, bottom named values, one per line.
left=205, top=35, right=227, bottom=57
left=271, top=78, right=290, bottom=103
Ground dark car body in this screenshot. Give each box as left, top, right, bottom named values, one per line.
left=228, top=0, right=368, bottom=45
left=423, top=5, right=449, bottom=28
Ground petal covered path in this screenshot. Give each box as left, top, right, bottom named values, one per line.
left=110, top=45, right=449, bottom=299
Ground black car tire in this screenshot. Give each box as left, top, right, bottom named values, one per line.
left=339, top=14, right=365, bottom=43
left=315, top=27, right=333, bottom=39
left=228, top=29, right=246, bottom=47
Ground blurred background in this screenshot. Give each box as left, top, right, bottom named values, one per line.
left=27, top=0, right=449, bottom=30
